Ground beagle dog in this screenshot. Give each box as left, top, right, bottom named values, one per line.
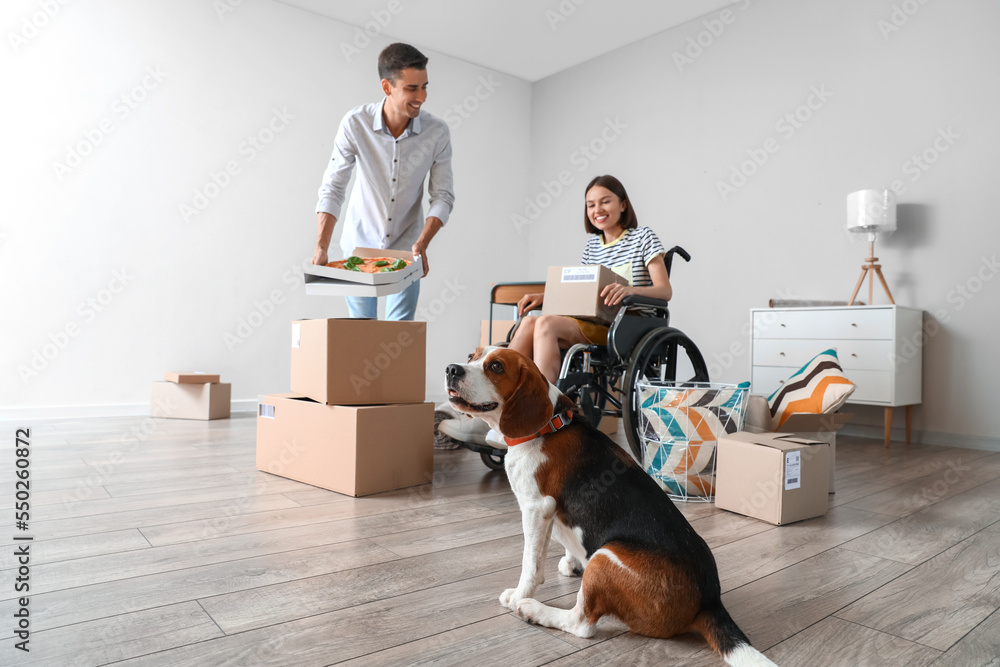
left=445, top=347, right=776, bottom=667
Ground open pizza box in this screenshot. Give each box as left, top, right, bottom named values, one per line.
left=304, top=247, right=424, bottom=297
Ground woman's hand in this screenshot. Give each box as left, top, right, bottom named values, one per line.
left=517, top=292, right=544, bottom=317
left=601, top=283, right=634, bottom=306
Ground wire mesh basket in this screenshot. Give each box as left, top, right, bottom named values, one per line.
left=636, top=381, right=749, bottom=502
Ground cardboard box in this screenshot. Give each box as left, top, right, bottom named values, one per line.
left=151, top=381, right=230, bottom=420
left=164, top=371, right=220, bottom=384
left=256, top=393, right=433, bottom=497
left=480, top=319, right=518, bottom=347
left=716, top=431, right=830, bottom=525
left=745, top=394, right=850, bottom=491
left=542, top=265, right=628, bottom=324
left=304, top=247, right=423, bottom=297
left=291, top=318, right=426, bottom=406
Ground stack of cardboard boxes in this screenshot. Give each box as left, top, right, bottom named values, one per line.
left=256, top=318, right=434, bottom=497
left=151, top=372, right=231, bottom=420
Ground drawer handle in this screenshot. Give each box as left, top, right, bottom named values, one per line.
left=851, top=353, right=857, bottom=358
left=780, top=323, right=786, bottom=328
left=851, top=323, right=858, bottom=327
left=779, top=352, right=785, bottom=357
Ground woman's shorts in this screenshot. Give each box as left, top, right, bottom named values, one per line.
left=572, top=318, right=610, bottom=345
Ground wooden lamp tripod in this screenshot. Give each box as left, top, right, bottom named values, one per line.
left=846, top=189, right=897, bottom=306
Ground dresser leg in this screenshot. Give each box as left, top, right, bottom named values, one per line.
left=884, top=407, right=893, bottom=448
left=905, top=405, right=912, bottom=444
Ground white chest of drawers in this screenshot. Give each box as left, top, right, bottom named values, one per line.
left=749, top=305, right=923, bottom=446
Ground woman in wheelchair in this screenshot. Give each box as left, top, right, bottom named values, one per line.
left=439, top=174, right=675, bottom=450
left=507, top=174, right=673, bottom=383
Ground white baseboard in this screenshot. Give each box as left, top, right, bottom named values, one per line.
left=0, top=399, right=259, bottom=422
left=840, top=424, right=1000, bottom=453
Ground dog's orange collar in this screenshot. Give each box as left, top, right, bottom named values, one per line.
left=504, top=409, right=574, bottom=447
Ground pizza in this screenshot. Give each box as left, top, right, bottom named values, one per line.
left=326, top=256, right=411, bottom=274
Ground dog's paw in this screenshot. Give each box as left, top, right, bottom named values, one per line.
left=559, top=555, right=583, bottom=577
left=500, top=588, right=520, bottom=611
left=516, top=598, right=544, bottom=624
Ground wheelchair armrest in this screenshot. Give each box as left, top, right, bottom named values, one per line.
left=619, top=295, right=670, bottom=312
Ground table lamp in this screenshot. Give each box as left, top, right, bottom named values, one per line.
left=846, top=189, right=896, bottom=305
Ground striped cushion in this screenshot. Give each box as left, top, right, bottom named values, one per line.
left=768, top=349, right=855, bottom=428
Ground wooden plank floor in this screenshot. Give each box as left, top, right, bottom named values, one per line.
left=2, top=414, right=1000, bottom=666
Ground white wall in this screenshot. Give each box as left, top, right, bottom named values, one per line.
left=525, top=0, right=1000, bottom=444
left=0, top=0, right=531, bottom=417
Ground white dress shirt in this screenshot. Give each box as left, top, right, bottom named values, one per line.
left=316, top=99, right=455, bottom=256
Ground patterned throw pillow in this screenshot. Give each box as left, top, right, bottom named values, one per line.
left=638, top=383, right=749, bottom=498
left=767, top=348, right=855, bottom=428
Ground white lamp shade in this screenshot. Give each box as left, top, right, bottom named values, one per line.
left=847, top=189, right=896, bottom=234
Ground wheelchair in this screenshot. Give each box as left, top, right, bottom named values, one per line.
left=478, top=246, right=709, bottom=470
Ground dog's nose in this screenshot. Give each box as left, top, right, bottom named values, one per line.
left=446, top=364, right=465, bottom=379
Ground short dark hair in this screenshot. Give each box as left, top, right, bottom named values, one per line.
left=378, top=43, right=428, bottom=83
left=583, top=174, right=638, bottom=236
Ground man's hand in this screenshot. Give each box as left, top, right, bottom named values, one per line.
left=517, top=292, right=544, bottom=317
left=411, top=242, right=429, bottom=277
left=601, top=283, right=634, bottom=306
left=312, top=247, right=329, bottom=266
left=314, top=212, right=336, bottom=266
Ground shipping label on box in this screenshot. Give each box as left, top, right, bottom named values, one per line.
left=542, top=264, right=628, bottom=324
left=715, top=431, right=830, bottom=525
left=291, top=318, right=426, bottom=406
left=255, top=393, right=433, bottom=497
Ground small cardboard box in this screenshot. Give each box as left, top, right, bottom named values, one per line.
left=716, top=431, right=830, bottom=525
left=151, top=381, right=230, bottom=420
left=745, top=394, right=850, bottom=491
left=542, top=265, right=628, bottom=324
left=291, top=318, right=426, bottom=406
left=304, top=247, right=423, bottom=297
left=480, top=319, right=518, bottom=347
left=164, top=371, right=220, bottom=384
left=256, top=393, right=433, bottom=497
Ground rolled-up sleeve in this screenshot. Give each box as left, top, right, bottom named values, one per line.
left=425, top=132, right=455, bottom=224
left=315, top=119, right=356, bottom=218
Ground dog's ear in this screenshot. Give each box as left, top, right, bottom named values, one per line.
left=499, top=356, right=554, bottom=439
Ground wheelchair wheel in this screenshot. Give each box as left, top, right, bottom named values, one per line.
left=622, top=327, right=710, bottom=462
left=480, top=450, right=506, bottom=471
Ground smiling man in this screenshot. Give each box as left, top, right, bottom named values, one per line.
left=314, top=43, right=455, bottom=321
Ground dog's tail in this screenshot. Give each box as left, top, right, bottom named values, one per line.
left=691, top=604, right=777, bottom=667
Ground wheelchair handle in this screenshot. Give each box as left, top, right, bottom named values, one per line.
left=664, top=246, right=690, bottom=276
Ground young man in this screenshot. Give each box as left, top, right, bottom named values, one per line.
left=313, top=43, right=455, bottom=321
